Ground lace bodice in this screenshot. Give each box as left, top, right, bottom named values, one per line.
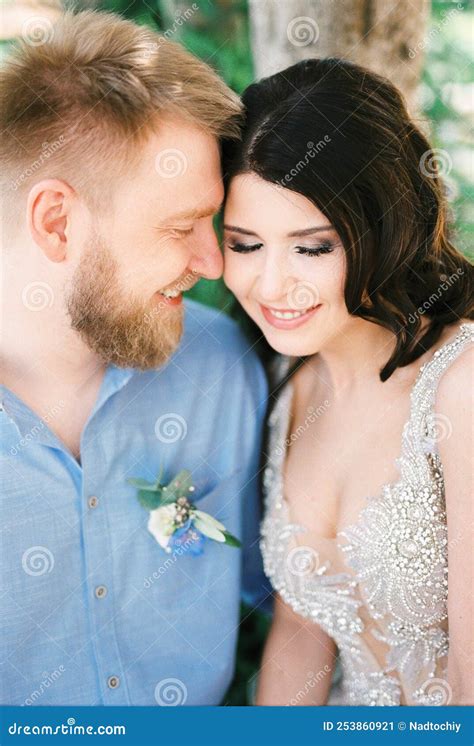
left=261, top=323, right=473, bottom=706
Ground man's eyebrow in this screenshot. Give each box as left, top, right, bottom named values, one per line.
left=170, top=202, right=224, bottom=221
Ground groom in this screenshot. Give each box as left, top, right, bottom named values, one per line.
left=0, top=10, right=271, bottom=705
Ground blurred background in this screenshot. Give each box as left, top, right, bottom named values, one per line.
left=1, top=0, right=472, bottom=704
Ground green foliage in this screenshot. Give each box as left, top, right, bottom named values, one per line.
left=422, top=0, right=473, bottom=259
left=222, top=603, right=272, bottom=706
left=99, top=0, right=253, bottom=92
left=127, top=468, right=194, bottom=509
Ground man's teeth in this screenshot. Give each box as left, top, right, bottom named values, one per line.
left=162, top=289, right=181, bottom=299
left=269, top=307, right=314, bottom=320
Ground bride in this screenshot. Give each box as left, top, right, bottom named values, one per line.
left=222, top=58, right=473, bottom=706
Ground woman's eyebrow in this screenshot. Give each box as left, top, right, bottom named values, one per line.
left=223, top=224, right=260, bottom=237
left=223, top=224, right=334, bottom=238
left=287, top=225, right=333, bottom=237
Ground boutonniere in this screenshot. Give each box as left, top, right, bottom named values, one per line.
left=127, top=468, right=241, bottom=556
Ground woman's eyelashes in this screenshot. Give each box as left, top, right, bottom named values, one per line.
left=227, top=239, right=336, bottom=256
left=227, top=241, right=263, bottom=253
left=295, top=241, right=335, bottom=256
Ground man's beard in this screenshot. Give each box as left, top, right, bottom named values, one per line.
left=66, top=234, right=184, bottom=370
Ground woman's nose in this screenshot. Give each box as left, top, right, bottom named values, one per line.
left=255, top=255, right=290, bottom=305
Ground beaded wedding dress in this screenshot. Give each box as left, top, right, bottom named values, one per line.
left=261, top=323, right=473, bottom=706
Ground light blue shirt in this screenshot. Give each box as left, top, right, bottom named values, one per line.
left=0, top=299, right=271, bottom=705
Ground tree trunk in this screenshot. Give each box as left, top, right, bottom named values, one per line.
left=248, top=0, right=430, bottom=112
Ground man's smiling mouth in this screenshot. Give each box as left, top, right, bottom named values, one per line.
left=156, top=274, right=200, bottom=306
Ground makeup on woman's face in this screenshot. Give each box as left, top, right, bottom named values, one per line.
left=223, top=173, right=351, bottom=357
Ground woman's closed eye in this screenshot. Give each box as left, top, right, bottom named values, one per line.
left=295, top=241, right=335, bottom=257
left=227, top=241, right=263, bottom=253
left=227, top=240, right=336, bottom=256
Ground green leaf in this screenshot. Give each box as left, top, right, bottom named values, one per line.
left=136, top=489, right=162, bottom=511
left=154, top=464, right=164, bottom=489
left=223, top=531, right=242, bottom=549
left=127, top=477, right=159, bottom=492
left=158, top=490, right=179, bottom=507
left=165, top=469, right=193, bottom=499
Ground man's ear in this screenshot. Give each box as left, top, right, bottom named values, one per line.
left=27, top=179, right=76, bottom=263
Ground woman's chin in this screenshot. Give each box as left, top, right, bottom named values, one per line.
left=261, top=329, right=318, bottom=358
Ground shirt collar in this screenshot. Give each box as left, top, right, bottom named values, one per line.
left=0, top=364, right=136, bottom=450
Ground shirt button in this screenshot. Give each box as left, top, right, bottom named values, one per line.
left=88, top=496, right=99, bottom=509
left=107, top=675, right=120, bottom=689
left=95, top=585, right=107, bottom=599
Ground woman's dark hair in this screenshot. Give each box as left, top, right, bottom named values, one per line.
left=222, top=57, right=473, bottom=381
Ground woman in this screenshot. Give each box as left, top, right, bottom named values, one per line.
left=222, top=58, right=473, bottom=706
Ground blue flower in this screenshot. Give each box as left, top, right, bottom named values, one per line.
left=168, top=519, right=205, bottom=556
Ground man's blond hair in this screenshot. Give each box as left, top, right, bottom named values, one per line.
left=0, top=10, right=242, bottom=208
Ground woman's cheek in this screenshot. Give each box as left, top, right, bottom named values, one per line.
left=223, top=251, right=250, bottom=297
left=304, top=252, right=346, bottom=302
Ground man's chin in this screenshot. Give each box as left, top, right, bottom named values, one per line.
left=111, top=316, right=184, bottom=370
left=66, top=237, right=186, bottom=370
left=72, top=307, right=185, bottom=371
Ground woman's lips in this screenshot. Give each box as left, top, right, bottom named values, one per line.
left=260, top=303, right=321, bottom=329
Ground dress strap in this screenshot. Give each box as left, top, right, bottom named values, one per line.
left=406, top=322, right=474, bottom=454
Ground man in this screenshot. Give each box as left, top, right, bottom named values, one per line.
left=0, top=10, right=270, bottom=705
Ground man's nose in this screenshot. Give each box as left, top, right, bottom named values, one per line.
left=188, top=226, right=223, bottom=280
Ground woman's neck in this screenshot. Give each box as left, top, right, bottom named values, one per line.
left=313, top=317, right=398, bottom=395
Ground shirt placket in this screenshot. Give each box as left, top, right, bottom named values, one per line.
left=78, top=371, right=134, bottom=705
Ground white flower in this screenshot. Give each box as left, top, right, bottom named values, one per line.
left=148, top=503, right=178, bottom=552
